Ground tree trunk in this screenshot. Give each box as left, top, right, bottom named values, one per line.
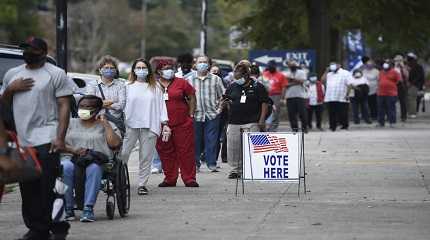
left=307, top=0, right=330, bottom=77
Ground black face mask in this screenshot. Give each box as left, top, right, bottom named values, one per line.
left=268, top=66, right=276, bottom=73
left=23, top=51, right=46, bottom=65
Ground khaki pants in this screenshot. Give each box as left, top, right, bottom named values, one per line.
left=227, top=123, right=259, bottom=174
left=121, top=128, right=157, bottom=187
left=408, top=85, right=418, bottom=115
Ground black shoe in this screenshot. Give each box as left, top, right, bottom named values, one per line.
left=50, top=233, right=68, bottom=240
left=17, top=231, right=49, bottom=240
left=137, top=186, right=148, bottom=195
left=158, top=181, right=176, bottom=187
left=221, top=158, right=227, bottom=163
left=228, top=172, right=241, bottom=179
left=185, top=181, right=199, bottom=187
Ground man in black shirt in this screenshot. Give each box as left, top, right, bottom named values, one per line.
left=224, top=63, right=269, bottom=179
left=406, top=53, right=425, bottom=118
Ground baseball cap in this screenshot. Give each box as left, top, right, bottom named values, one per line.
left=19, top=37, right=48, bottom=52
left=406, top=52, right=417, bottom=60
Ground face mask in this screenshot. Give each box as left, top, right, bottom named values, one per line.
left=383, top=63, right=390, bottom=70
left=268, top=66, right=276, bottom=73
left=196, top=63, right=209, bottom=72
left=78, top=109, right=93, bottom=120
left=329, top=64, right=337, bottom=72
left=354, top=73, right=362, bottom=78
left=235, top=78, right=246, bottom=85
left=23, top=51, right=46, bottom=65
left=101, top=68, right=116, bottom=79
left=134, top=68, right=149, bottom=80
left=161, top=69, right=175, bottom=80
left=309, top=76, right=317, bottom=83
left=290, top=66, right=298, bottom=72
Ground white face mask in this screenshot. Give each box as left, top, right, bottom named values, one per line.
left=235, top=78, right=246, bottom=85
left=161, top=69, right=175, bottom=80
left=329, top=64, right=337, bottom=72
left=78, top=109, right=93, bottom=120
left=309, top=76, right=318, bottom=83
left=354, top=73, right=362, bottom=78
left=134, top=68, right=149, bottom=80
left=383, top=63, right=390, bottom=70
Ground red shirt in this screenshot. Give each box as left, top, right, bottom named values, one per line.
left=378, top=69, right=401, bottom=96
left=262, top=70, right=288, bottom=96
left=162, top=78, right=196, bottom=127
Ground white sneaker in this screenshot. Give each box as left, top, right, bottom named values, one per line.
left=151, top=168, right=161, bottom=174
left=409, top=114, right=417, bottom=119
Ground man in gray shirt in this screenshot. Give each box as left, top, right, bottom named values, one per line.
left=283, top=60, right=308, bottom=132
left=1, top=37, right=72, bottom=240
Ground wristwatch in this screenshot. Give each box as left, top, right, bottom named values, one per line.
left=0, top=146, right=11, bottom=156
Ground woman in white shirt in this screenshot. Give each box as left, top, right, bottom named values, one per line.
left=121, top=58, right=170, bottom=195
left=348, top=69, right=371, bottom=124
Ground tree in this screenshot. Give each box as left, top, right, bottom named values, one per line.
left=228, top=0, right=430, bottom=74
left=0, top=0, right=41, bottom=44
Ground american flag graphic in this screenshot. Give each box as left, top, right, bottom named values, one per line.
left=250, top=134, right=289, bottom=153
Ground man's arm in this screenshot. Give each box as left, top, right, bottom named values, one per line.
left=50, top=96, right=70, bottom=153
left=1, top=78, right=35, bottom=104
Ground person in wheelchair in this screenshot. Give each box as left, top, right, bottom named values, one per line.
left=61, top=95, right=122, bottom=222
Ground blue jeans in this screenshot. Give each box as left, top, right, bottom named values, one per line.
left=194, top=116, right=220, bottom=168
left=61, top=157, right=103, bottom=209
left=377, top=96, right=397, bottom=126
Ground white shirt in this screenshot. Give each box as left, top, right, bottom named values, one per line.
left=324, top=68, right=351, bottom=103
left=124, top=81, right=168, bottom=136
left=307, top=83, right=324, bottom=106
left=348, top=76, right=369, bottom=87
left=362, top=68, right=379, bottom=95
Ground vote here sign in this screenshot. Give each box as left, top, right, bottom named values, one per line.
left=243, top=132, right=301, bottom=182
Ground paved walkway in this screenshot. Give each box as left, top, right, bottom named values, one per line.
left=1, top=117, right=430, bottom=240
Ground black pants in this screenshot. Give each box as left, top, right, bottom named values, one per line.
left=397, top=83, right=408, bottom=121
left=19, top=144, right=69, bottom=238
left=307, top=105, right=323, bottom=129
left=287, top=98, right=308, bottom=131
left=327, top=102, right=349, bottom=131
left=351, top=96, right=370, bottom=124
left=368, top=94, right=378, bottom=120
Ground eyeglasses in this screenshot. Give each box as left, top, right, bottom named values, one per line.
left=135, top=67, right=148, bottom=70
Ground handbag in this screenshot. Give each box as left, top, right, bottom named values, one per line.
left=97, top=83, right=126, bottom=134
left=0, top=131, right=42, bottom=184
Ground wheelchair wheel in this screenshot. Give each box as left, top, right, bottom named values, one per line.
left=106, top=195, right=115, bottom=220
left=116, top=162, right=131, bottom=217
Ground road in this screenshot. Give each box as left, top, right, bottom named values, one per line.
left=1, top=118, right=430, bottom=240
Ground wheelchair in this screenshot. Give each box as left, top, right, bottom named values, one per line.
left=101, top=153, right=131, bottom=219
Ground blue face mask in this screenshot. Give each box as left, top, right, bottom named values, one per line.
left=134, top=68, right=149, bottom=80
left=235, top=78, right=246, bottom=85
left=196, top=63, right=209, bottom=72
left=101, top=68, right=116, bottom=79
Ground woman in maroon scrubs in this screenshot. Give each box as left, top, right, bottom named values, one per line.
left=155, top=61, right=199, bottom=187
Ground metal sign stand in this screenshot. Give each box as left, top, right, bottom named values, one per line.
left=235, top=131, right=307, bottom=198
left=297, top=131, right=307, bottom=198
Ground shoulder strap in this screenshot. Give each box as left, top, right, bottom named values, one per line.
left=97, top=83, right=106, bottom=100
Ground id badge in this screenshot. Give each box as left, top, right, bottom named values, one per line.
left=240, top=95, right=247, bottom=103
left=163, top=93, right=169, bottom=101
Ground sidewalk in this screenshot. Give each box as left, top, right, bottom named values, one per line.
left=1, top=117, right=430, bottom=240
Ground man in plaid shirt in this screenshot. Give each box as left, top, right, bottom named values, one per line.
left=186, top=55, right=225, bottom=172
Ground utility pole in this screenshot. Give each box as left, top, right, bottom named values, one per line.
left=56, top=0, right=68, bottom=71
left=200, top=0, right=207, bottom=55
left=140, top=0, right=147, bottom=58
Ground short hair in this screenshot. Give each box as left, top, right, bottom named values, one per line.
left=96, top=55, right=119, bottom=75
left=177, top=53, right=194, bottom=64
left=78, top=95, right=103, bottom=110
left=362, top=56, right=370, bottom=64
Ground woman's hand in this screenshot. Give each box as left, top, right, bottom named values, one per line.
left=103, top=100, right=114, bottom=108
left=74, top=147, right=87, bottom=156
left=161, top=125, right=172, bottom=142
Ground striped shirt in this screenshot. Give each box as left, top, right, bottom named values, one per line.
left=186, top=72, right=225, bottom=122
left=87, top=79, right=126, bottom=118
